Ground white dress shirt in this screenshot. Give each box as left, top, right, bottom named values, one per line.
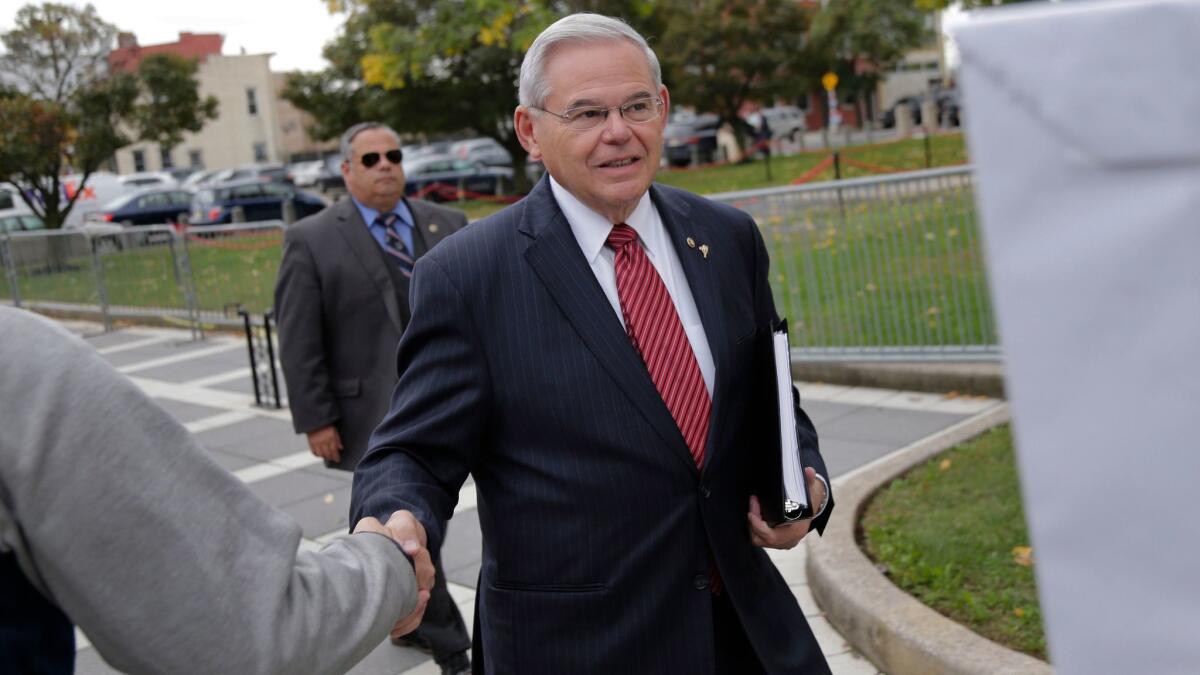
left=548, top=177, right=829, bottom=518
left=549, top=176, right=715, bottom=397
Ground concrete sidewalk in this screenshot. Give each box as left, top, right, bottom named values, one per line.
left=58, top=320, right=1001, bottom=675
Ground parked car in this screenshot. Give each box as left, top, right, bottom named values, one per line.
left=405, top=140, right=458, bottom=162
left=180, top=169, right=224, bottom=190
left=58, top=171, right=136, bottom=228
left=879, top=96, right=923, bottom=128
left=92, top=187, right=194, bottom=226
left=663, top=113, right=720, bottom=167
left=208, top=164, right=291, bottom=185
left=287, top=160, right=326, bottom=187
left=934, top=89, right=962, bottom=127
left=288, top=158, right=345, bottom=192
left=0, top=212, right=45, bottom=234
left=402, top=155, right=513, bottom=202
left=450, top=137, right=513, bottom=168
left=757, top=106, right=807, bottom=141
left=119, top=171, right=178, bottom=189
left=189, top=180, right=327, bottom=225
left=167, top=167, right=199, bottom=183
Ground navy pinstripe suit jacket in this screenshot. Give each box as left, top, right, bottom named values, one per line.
left=351, top=177, right=834, bottom=674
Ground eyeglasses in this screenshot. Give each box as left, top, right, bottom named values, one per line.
left=531, top=97, right=664, bottom=132
left=361, top=149, right=403, bottom=168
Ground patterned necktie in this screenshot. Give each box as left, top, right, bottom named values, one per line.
left=374, top=212, right=415, bottom=278
left=606, top=224, right=711, bottom=468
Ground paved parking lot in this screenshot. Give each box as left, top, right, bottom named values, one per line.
left=61, top=321, right=1000, bottom=675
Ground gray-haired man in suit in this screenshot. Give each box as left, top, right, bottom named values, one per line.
left=274, top=122, right=471, bottom=674
left=352, top=14, right=834, bottom=675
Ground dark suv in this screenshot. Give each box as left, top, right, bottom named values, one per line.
left=189, top=180, right=327, bottom=225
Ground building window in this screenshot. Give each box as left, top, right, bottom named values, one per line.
left=132, top=149, right=146, bottom=172
left=160, top=147, right=173, bottom=169
left=189, top=149, right=204, bottom=169
left=246, top=87, right=258, bottom=116
left=253, top=143, right=268, bottom=162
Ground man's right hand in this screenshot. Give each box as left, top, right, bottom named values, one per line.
left=305, top=425, right=342, bottom=463
left=353, top=511, right=435, bottom=637
left=381, top=511, right=435, bottom=639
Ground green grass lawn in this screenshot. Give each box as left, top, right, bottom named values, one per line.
left=747, top=184, right=995, bottom=349
left=659, top=133, right=968, bottom=196
left=1, top=231, right=282, bottom=315
left=860, top=425, right=1047, bottom=659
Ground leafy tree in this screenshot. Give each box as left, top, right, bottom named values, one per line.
left=0, top=3, right=218, bottom=230
left=654, top=0, right=814, bottom=150
left=806, top=0, right=932, bottom=126
left=131, top=54, right=220, bottom=155
left=284, top=0, right=661, bottom=192
left=1, top=2, right=113, bottom=104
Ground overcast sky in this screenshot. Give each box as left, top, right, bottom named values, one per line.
left=0, top=0, right=346, bottom=72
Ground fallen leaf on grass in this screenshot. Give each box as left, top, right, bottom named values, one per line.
left=1012, top=546, right=1033, bottom=567
left=1014, top=607, right=1025, bottom=618
left=938, top=459, right=952, bottom=472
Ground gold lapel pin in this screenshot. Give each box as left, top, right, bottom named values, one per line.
left=428, top=223, right=439, bottom=233
left=686, top=237, right=696, bottom=248
left=699, top=244, right=710, bottom=259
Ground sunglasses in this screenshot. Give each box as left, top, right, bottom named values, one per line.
left=361, top=149, right=403, bottom=168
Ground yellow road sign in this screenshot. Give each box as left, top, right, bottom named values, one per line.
left=822, top=72, right=839, bottom=92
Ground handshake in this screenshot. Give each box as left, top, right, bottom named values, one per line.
left=352, top=510, right=436, bottom=639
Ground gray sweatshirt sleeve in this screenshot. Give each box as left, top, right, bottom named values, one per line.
left=0, top=308, right=419, bottom=674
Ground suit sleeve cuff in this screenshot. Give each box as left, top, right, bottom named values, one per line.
left=811, top=474, right=831, bottom=520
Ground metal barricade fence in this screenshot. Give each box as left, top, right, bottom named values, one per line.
left=0, top=221, right=286, bottom=338
left=710, top=166, right=998, bottom=360
left=0, top=228, right=106, bottom=326
left=181, top=221, right=286, bottom=327
left=89, top=225, right=196, bottom=335
left=2, top=176, right=996, bottom=361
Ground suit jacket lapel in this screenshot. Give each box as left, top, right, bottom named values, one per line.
left=518, top=179, right=699, bottom=474
left=407, top=198, right=454, bottom=258
left=331, top=199, right=405, bottom=332
left=651, top=186, right=733, bottom=474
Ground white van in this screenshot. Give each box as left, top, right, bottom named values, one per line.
left=759, top=106, right=807, bottom=142
left=59, top=172, right=137, bottom=228
left=0, top=174, right=134, bottom=233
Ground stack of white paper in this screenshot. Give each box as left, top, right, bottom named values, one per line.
left=773, top=327, right=808, bottom=518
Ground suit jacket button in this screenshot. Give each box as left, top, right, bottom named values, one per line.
left=693, top=574, right=709, bottom=590
left=701, top=486, right=712, bottom=499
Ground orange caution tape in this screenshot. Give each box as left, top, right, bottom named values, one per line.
left=790, top=155, right=836, bottom=185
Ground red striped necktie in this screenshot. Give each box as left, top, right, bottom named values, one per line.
left=605, top=223, right=711, bottom=468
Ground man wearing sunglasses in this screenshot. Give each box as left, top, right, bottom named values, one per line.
left=274, top=122, right=471, bottom=674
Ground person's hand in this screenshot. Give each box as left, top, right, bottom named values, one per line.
left=353, top=510, right=435, bottom=637
left=305, top=425, right=342, bottom=463
left=747, top=467, right=827, bottom=550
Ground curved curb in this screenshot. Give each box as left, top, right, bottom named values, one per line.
left=791, top=359, right=1006, bottom=399
left=807, top=403, right=1054, bottom=675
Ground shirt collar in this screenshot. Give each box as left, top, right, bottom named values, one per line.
left=352, top=196, right=414, bottom=230
left=549, top=175, right=658, bottom=264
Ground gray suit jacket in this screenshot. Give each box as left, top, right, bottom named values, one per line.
left=0, top=307, right=419, bottom=674
left=274, top=197, right=467, bottom=470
